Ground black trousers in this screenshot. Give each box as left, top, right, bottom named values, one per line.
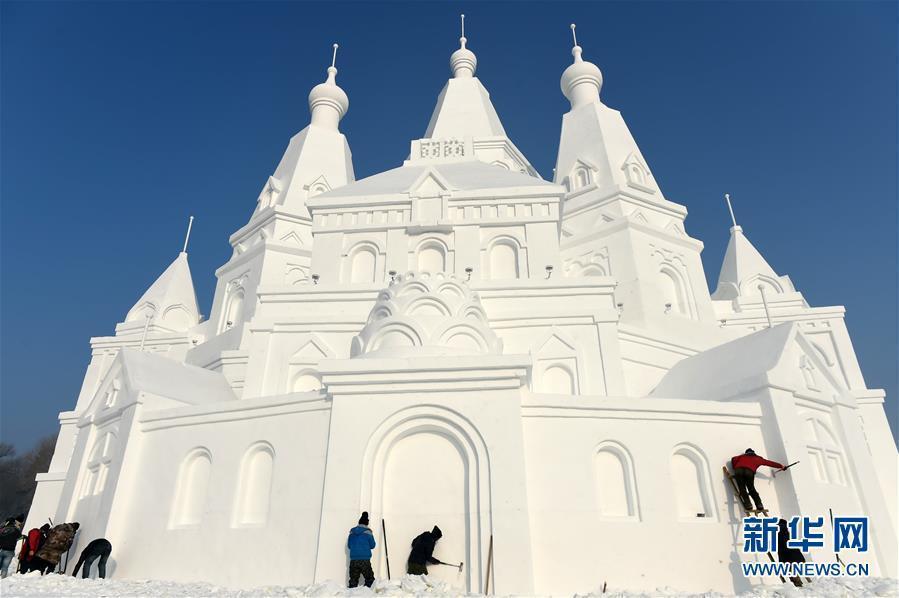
left=26, top=557, right=54, bottom=575
left=407, top=561, right=428, bottom=575
left=348, top=559, right=374, bottom=588
left=733, top=466, right=764, bottom=510
left=77, top=549, right=110, bottom=579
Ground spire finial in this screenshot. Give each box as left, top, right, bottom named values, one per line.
left=450, top=15, right=476, bottom=77
left=724, top=193, right=739, bottom=228
left=181, top=215, right=194, bottom=254
left=308, top=42, right=349, bottom=129
left=570, top=23, right=578, bottom=48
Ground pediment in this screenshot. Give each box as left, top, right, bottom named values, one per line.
left=408, top=168, right=453, bottom=198
left=290, top=335, right=334, bottom=363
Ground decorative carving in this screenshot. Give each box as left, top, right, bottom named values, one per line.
left=443, top=139, right=465, bottom=158
left=622, top=152, right=655, bottom=193
left=352, top=271, right=501, bottom=358
left=420, top=141, right=441, bottom=159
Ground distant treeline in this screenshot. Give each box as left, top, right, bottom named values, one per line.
left=0, top=435, right=57, bottom=519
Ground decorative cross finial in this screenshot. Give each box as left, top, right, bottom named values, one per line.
left=331, top=43, right=339, bottom=69
left=570, top=23, right=578, bottom=48
left=724, top=193, right=738, bottom=228
left=182, top=215, right=195, bottom=254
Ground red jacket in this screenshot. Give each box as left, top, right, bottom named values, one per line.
left=18, top=528, right=42, bottom=561
left=732, top=454, right=784, bottom=472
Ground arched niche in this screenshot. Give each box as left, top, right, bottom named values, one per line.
left=594, top=441, right=639, bottom=520
left=233, top=442, right=275, bottom=527
left=225, top=288, right=245, bottom=328
left=348, top=243, right=379, bottom=283
left=170, top=448, right=212, bottom=528
left=659, top=266, right=688, bottom=316
left=162, top=305, right=193, bottom=331
left=126, top=302, right=156, bottom=323
left=670, top=444, right=716, bottom=521
left=416, top=240, right=447, bottom=273
left=539, top=364, right=575, bottom=395
left=362, top=406, right=490, bottom=592
left=292, top=370, right=322, bottom=392
left=487, top=238, right=521, bottom=280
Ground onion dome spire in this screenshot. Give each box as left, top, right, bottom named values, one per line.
left=561, top=24, right=603, bottom=108
left=308, top=43, right=349, bottom=130
left=450, top=14, right=477, bottom=78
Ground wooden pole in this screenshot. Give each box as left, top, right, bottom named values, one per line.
left=381, top=518, right=391, bottom=580
left=484, top=534, right=494, bottom=594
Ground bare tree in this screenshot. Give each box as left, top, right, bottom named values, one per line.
left=0, top=435, right=57, bottom=519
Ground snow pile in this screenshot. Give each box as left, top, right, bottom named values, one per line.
left=2, top=572, right=896, bottom=597
left=576, top=577, right=898, bottom=598
left=1, top=572, right=469, bottom=597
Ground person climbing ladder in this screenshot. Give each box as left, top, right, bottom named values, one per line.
left=729, top=448, right=785, bottom=512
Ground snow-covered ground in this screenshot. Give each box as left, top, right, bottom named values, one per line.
left=1, top=572, right=897, bottom=598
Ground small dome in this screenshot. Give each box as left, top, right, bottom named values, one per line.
left=561, top=45, right=602, bottom=109
left=308, top=66, right=349, bottom=130
left=450, top=37, right=477, bottom=78
left=351, top=271, right=502, bottom=358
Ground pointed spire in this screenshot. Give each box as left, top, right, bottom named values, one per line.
left=121, top=252, right=200, bottom=333
left=724, top=193, right=738, bottom=228
left=450, top=14, right=477, bottom=78
left=712, top=197, right=792, bottom=300
left=308, top=43, right=349, bottom=130
left=181, top=215, right=194, bottom=254
left=424, top=15, right=506, bottom=139
left=561, top=23, right=602, bottom=109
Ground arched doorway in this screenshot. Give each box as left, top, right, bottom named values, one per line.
left=362, top=408, right=491, bottom=592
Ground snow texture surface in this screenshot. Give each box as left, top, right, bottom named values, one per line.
left=2, top=572, right=897, bottom=597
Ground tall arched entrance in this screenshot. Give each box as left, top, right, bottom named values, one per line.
left=362, top=407, right=491, bottom=592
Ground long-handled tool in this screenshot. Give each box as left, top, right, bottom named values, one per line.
left=381, top=518, right=391, bottom=580
left=773, top=461, right=800, bottom=478
left=828, top=508, right=845, bottom=566
left=436, top=560, right=464, bottom=572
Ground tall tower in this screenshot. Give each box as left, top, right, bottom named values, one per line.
left=554, top=26, right=716, bottom=333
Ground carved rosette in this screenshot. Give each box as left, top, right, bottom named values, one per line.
left=351, top=271, right=501, bottom=358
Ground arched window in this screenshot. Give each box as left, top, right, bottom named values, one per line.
left=539, top=364, right=575, bottom=394
left=575, top=168, right=590, bottom=189
left=594, top=442, right=639, bottom=519
left=233, top=443, right=274, bottom=526
left=349, top=245, right=378, bottom=283
left=659, top=266, right=687, bottom=316
left=629, top=165, right=645, bottom=185
left=489, top=240, right=519, bottom=279
left=226, top=289, right=245, bottom=328
left=292, top=370, right=322, bottom=392
left=170, top=448, right=212, bottom=528
left=670, top=445, right=716, bottom=520
left=417, top=241, right=446, bottom=273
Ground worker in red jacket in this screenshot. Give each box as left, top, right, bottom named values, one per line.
left=18, top=524, right=50, bottom=573
left=731, top=448, right=785, bottom=512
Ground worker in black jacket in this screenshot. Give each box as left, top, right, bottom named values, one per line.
left=406, top=526, right=442, bottom=575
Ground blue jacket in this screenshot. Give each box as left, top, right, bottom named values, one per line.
left=347, top=525, right=376, bottom=560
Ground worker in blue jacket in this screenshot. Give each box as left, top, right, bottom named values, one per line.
left=347, top=511, right=376, bottom=587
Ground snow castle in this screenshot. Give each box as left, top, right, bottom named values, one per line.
left=27, top=25, right=897, bottom=594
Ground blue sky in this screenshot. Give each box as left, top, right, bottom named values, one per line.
left=2, top=1, right=896, bottom=449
